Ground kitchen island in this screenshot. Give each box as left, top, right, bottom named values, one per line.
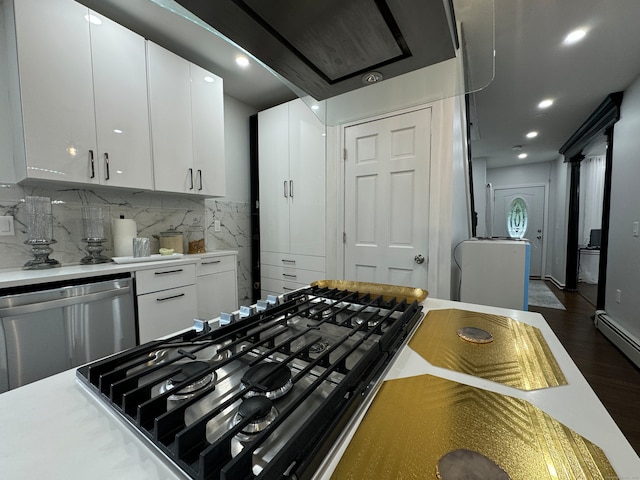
left=1, top=297, right=638, bottom=479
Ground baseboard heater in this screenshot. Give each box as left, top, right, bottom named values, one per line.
left=595, top=310, right=640, bottom=368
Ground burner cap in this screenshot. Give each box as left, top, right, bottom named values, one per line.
left=436, top=449, right=510, bottom=479
left=164, top=361, right=214, bottom=396
left=241, top=362, right=293, bottom=400
left=233, top=396, right=279, bottom=437
left=237, top=395, right=273, bottom=420
left=171, top=361, right=210, bottom=383
left=457, top=326, right=494, bottom=344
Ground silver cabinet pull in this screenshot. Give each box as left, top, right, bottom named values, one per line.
left=197, top=169, right=203, bottom=191
left=282, top=273, right=297, bottom=279
left=89, top=150, right=95, bottom=178
left=188, top=168, right=194, bottom=190
left=281, top=259, right=295, bottom=264
left=201, top=260, right=221, bottom=265
left=282, top=286, right=294, bottom=291
left=290, top=180, right=293, bottom=198
left=283, top=180, right=288, bottom=198
left=156, top=293, right=185, bottom=302
left=104, top=152, right=110, bottom=180
left=154, top=269, right=184, bottom=275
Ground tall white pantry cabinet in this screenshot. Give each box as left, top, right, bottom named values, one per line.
left=259, top=99, right=326, bottom=296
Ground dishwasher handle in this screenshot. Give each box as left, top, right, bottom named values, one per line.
left=0, top=286, right=131, bottom=317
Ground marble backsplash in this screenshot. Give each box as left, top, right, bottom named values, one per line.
left=0, top=183, right=251, bottom=306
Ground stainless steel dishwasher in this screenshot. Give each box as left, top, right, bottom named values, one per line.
left=0, top=274, right=136, bottom=393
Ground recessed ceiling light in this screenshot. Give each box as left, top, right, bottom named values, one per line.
left=235, top=56, right=250, bottom=67
left=311, top=105, right=319, bottom=111
left=564, top=28, right=587, bottom=45
left=526, top=131, right=538, bottom=139
left=538, top=99, right=554, bottom=109
left=518, top=153, right=528, bottom=159
left=113, top=129, right=123, bottom=134
left=203, top=76, right=215, bottom=83
left=84, top=14, right=102, bottom=25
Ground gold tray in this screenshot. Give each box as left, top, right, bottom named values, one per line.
left=332, top=374, right=616, bottom=479
left=311, top=280, right=428, bottom=303
left=409, top=308, right=567, bottom=390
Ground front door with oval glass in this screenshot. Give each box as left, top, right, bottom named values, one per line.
left=493, top=186, right=546, bottom=277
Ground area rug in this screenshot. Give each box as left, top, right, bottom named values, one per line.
left=528, top=280, right=565, bottom=310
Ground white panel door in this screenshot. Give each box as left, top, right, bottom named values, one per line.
left=289, top=99, right=326, bottom=257
left=493, top=185, right=545, bottom=277
left=90, top=12, right=152, bottom=189
left=148, top=42, right=194, bottom=193
left=14, top=0, right=97, bottom=183
left=258, top=103, right=290, bottom=253
left=344, top=108, right=431, bottom=289
left=191, top=64, right=226, bottom=196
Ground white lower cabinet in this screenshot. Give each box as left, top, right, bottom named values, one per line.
left=135, top=264, right=197, bottom=343
left=196, top=254, right=238, bottom=319
left=260, top=251, right=325, bottom=297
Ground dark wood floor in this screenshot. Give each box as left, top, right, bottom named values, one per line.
left=529, top=282, right=640, bottom=456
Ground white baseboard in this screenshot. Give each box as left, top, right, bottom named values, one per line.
left=595, top=310, right=640, bottom=368
left=544, top=275, right=565, bottom=289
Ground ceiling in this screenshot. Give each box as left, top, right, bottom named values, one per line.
left=81, top=0, right=640, bottom=169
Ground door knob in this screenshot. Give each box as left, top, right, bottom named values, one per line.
left=414, top=254, right=425, bottom=264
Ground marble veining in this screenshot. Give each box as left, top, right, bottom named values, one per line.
left=0, top=184, right=251, bottom=307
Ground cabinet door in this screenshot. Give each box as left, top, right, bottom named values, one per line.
left=147, top=42, right=194, bottom=193
left=197, top=270, right=238, bottom=318
left=137, top=285, right=197, bottom=343
left=14, top=0, right=97, bottom=183
left=289, top=99, right=326, bottom=257
left=90, top=12, right=152, bottom=190
left=258, top=103, right=290, bottom=253
left=190, top=64, right=226, bottom=196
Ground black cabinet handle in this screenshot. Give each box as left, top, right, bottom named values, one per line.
left=290, top=180, right=293, bottom=198
left=154, top=269, right=184, bottom=275
left=89, top=150, right=95, bottom=178
left=104, top=152, right=110, bottom=180
left=197, top=169, right=203, bottom=191
left=188, top=168, right=194, bottom=190
left=156, top=293, right=185, bottom=302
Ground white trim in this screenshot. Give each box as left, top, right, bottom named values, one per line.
left=595, top=311, right=640, bottom=368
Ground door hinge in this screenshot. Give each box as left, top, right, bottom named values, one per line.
left=343, top=148, right=347, bottom=161
left=343, top=232, right=346, bottom=243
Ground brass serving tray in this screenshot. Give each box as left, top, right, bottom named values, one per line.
left=332, top=374, right=617, bottom=479
left=409, top=309, right=567, bottom=390
left=311, top=280, right=428, bottom=303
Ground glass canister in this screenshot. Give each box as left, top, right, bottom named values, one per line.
left=158, top=226, right=184, bottom=253
left=187, top=219, right=206, bottom=254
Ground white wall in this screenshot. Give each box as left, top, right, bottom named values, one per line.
left=471, top=158, right=487, bottom=237
left=487, top=161, right=553, bottom=186
left=219, top=95, right=257, bottom=203
left=604, top=73, right=640, bottom=339
left=547, top=155, right=569, bottom=286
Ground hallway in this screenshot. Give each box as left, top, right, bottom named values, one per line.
left=530, top=282, right=640, bottom=455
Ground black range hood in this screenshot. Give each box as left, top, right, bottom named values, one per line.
left=174, top=0, right=459, bottom=100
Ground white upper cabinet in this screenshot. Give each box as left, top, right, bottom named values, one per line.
left=12, top=0, right=152, bottom=189
left=13, top=0, right=96, bottom=184
left=89, top=13, right=152, bottom=189
left=148, top=42, right=226, bottom=196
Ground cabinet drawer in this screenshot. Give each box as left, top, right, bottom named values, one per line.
left=197, top=255, right=236, bottom=276
left=261, top=264, right=324, bottom=285
left=137, top=285, right=197, bottom=342
left=135, top=263, right=196, bottom=294
left=261, top=277, right=307, bottom=296
left=260, top=251, right=325, bottom=272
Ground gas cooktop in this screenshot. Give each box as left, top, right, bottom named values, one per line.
left=77, top=282, right=425, bottom=479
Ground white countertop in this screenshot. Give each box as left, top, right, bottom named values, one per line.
left=0, top=250, right=238, bottom=290
left=0, top=297, right=638, bottom=479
